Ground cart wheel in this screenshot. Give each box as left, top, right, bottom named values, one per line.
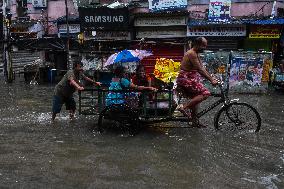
left=214, top=102, right=261, bottom=133
left=97, top=104, right=140, bottom=134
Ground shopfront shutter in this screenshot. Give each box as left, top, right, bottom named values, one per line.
left=141, top=44, right=184, bottom=74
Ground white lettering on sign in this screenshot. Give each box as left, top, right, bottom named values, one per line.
left=136, top=29, right=186, bottom=39
left=134, top=16, right=187, bottom=26
left=58, top=24, right=80, bottom=34
left=187, top=25, right=246, bottom=37
left=85, top=16, right=124, bottom=23
left=96, top=31, right=131, bottom=40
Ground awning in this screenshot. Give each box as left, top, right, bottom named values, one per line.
left=188, top=19, right=245, bottom=26
left=245, top=18, right=284, bottom=25
left=188, top=18, right=284, bottom=26
left=56, top=15, right=80, bottom=25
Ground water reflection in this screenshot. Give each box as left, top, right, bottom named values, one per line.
left=0, top=79, right=283, bottom=188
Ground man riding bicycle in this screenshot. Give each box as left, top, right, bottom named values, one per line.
left=177, top=37, right=218, bottom=127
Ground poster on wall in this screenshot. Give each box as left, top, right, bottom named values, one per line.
left=208, top=0, right=231, bottom=22
left=32, top=0, right=47, bottom=8
left=229, top=57, right=264, bottom=87
left=148, top=0, right=187, bottom=12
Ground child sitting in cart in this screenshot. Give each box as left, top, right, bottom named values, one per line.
left=105, top=66, right=156, bottom=107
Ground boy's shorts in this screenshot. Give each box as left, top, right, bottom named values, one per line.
left=52, top=95, right=76, bottom=114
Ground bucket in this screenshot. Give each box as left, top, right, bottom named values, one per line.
left=48, top=69, right=57, bottom=83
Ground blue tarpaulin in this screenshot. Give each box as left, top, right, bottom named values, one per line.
left=245, top=18, right=284, bottom=25
left=188, top=18, right=284, bottom=26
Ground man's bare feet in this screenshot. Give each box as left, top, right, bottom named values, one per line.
left=177, top=104, right=192, bottom=120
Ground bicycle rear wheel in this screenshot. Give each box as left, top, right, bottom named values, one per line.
left=214, top=102, right=261, bottom=133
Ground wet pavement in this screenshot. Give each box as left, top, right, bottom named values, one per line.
left=0, top=78, right=283, bottom=189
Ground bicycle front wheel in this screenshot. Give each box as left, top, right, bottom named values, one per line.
left=214, top=102, right=261, bottom=133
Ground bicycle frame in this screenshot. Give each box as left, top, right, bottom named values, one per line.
left=196, top=83, right=230, bottom=119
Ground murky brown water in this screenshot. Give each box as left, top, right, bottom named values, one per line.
left=0, top=78, right=283, bottom=189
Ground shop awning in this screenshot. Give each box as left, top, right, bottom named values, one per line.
left=56, top=15, right=80, bottom=25
left=188, top=19, right=245, bottom=26
left=188, top=18, right=284, bottom=26
left=245, top=18, right=284, bottom=25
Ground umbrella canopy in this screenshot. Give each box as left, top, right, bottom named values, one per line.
left=153, top=58, right=181, bottom=83
left=104, top=49, right=153, bottom=67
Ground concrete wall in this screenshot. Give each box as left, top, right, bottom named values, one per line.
left=10, top=0, right=78, bottom=34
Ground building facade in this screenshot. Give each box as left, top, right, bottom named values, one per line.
left=3, top=0, right=284, bottom=75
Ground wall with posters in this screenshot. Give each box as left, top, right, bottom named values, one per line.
left=228, top=51, right=272, bottom=93
left=199, top=50, right=271, bottom=93
left=200, top=50, right=230, bottom=93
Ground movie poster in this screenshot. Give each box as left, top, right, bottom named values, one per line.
left=229, top=57, right=264, bottom=87
left=229, top=58, right=241, bottom=87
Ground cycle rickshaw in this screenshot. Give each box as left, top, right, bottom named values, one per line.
left=78, top=81, right=261, bottom=134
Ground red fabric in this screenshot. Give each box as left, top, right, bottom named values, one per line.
left=177, top=70, right=210, bottom=97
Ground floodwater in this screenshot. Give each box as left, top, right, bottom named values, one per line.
left=0, top=78, right=283, bottom=189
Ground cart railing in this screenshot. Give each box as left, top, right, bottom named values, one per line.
left=78, top=87, right=176, bottom=119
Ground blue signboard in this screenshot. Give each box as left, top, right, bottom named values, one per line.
left=148, top=0, right=187, bottom=12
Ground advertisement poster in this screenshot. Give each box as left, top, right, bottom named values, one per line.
left=148, top=0, right=187, bottom=12
left=208, top=0, right=231, bottom=22
left=229, top=58, right=264, bottom=87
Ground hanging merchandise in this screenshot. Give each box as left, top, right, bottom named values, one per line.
left=153, top=58, right=181, bottom=83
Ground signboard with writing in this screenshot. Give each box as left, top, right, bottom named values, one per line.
left=58, top=24, right=80, bottom=34
left=134, top=16, right=187, bottom=26
left=32, top=0, right=47, bottom=8
left=136, top=29, right=186, bottom=39
left=148, top=0, right=187, bottom=12
left=0, top=13, right=3, bottom=40
left=208, top=0, right=231, bottom=22
left=79, top=7, right=129, bottom=31
left=187, top=25, right=246, bottom=36
left=95, top=31, right=131, bottom=40
left=249, top=25, right=282, bottom=39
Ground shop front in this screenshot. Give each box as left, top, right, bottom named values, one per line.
left=134, top=13, right=188, bottom=73
left=79, top=6, right=131, bottom=51
left=244, top=25, right=283, bottom=53
left=187, top=22, right=247, bottom=51
left=78, top=6, right=131, bottom=82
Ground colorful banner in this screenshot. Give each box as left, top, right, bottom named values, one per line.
left=148, top=0, right=187, bottom=12
left=208, top=0, right=231, bottom=22
left=261, top=59, right=273, bottom=82
left=249, top=25, right=282, bottom=39
left=229, top=58, right=264, bottom=87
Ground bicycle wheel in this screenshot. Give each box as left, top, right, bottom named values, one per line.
left=97, top=104, right=140, bottom=134
left=214, top=102, right=261, bottom=133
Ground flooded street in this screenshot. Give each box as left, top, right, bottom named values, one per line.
left=0, top=78, right=283, bottom=189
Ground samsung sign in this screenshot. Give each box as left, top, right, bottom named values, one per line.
left=84, top=16, right=124, bottom=23
left=79, top=7, right=129, bottom=31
